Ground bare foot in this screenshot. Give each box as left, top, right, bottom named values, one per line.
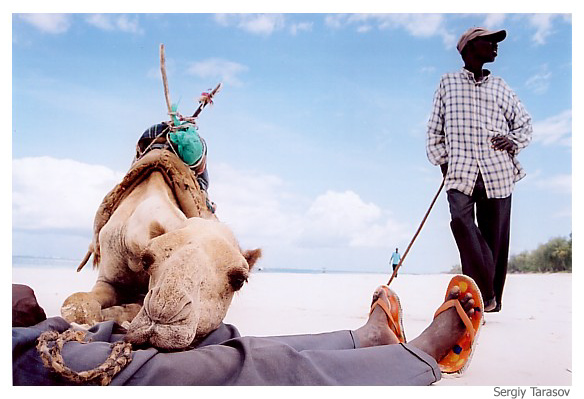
left=353, top=286, right=401, bottom=348
left=409, top=286, right=476, bottom=362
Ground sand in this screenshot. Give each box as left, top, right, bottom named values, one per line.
left=12, top=267, right=572, bottom=387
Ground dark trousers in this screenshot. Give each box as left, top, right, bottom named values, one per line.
left=446, top=174, right=512, bottom=310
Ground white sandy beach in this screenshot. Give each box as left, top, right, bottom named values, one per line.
left=12, top=267, right=572, bottom=387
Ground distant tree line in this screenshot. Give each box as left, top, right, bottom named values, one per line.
left=448, top=234, right=572, bottom=274
left=508, top=234, right=572, bottom=273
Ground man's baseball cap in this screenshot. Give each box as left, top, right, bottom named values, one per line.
left=457, top=27, right=507, bottom=54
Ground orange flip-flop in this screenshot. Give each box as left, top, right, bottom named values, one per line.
left=369, top=285, right=406, bottom=343
left=434, top=275, right=484, bottom=375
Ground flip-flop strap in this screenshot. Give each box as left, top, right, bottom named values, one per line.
left=370, top=298, right=400, bottom=336
left=433, top=299, right=475, bottom=342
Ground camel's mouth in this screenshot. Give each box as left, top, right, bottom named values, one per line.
left=123, top=281, right=201, bottom=349
left=125, top=315, right=197, bottom=350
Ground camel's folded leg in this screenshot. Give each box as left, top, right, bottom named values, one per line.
left=61, top=281, right=120, bottom=326
left=101, top=303, right=142, bottom=327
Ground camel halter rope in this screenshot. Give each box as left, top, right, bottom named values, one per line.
left=386, top=176, right=445, bottom=286
left=37, top=44, right=221, bottom=385
left=36, top=329, right=133, bottom=385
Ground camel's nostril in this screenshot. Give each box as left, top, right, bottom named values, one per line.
left=167, top=301, right=193, bottom=324
left=144, top=287, right=194, bottom=325
left=141, top=251, right=155, bottom=271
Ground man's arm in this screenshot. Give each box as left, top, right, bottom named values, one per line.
left=501, top=86, right=533, bottom=154
left=508, top=96, right=533, bottom=152
left=426, top=80, right=448, bottom=166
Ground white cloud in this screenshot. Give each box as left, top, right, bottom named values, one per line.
left=187, top=58, right=248, bottom=87
left=324, top=14, right=345, bottom=29
left=299, top=190, right=407, bottom=248
left=483, top=13, right=507, bottom=28
left=533, top=174, right=572, bottom=194
left=419, top=66, right=436, bottom=74
left=214, top=14, right=285, bottom=36
left=525, top=64, right=553, bottom=94
left=324, top=13, right=456, bottom=48
left=290, top=22, right=313, bottom=35
left=209, top=164, right=407, bottom=249
left=528, top=13, right=563, bottom=45
left=533, top=109, right=572, bottom=146
left=85, top=14, right=143, bottom=34
left=305, top=190, right=381, bottom=239
left=357, top=25, right=372, bottom=34
left=12, top=156, right=407, bottom=253
left=382, top=14, right=445, bottom=38
left=208, top=163, right=304, bottom=247
left=12, top=157, right=124, bottom=231
left=19, top=13, right=71, bottom=34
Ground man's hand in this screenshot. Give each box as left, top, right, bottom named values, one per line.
left=491, top=135, right=517, bottom=154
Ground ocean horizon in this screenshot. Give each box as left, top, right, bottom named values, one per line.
left=12, top=255, right=410, bottom=275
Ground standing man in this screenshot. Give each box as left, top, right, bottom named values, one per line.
left=426, top=27, right=532, bottom=312
left=390, top=248, right=401, bottom=278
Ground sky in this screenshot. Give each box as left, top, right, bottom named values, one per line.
left=11, top=11, right=574, bottom=274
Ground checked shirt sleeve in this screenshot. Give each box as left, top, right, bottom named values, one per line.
left=505, top=90, right=533, bottom=154
left=426, top=79, right=448, bottom=166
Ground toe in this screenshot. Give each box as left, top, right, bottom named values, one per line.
left=460, top=292, right=473, bottom=306
left=465, top=298, right=475, bottom=312
left=371, top=288, right=382, bottom=305
left=446, top=285, right=461, bottom=300
left=459, top=293, right=476, bottom=317
left=371, top=286, right=388, bottom=307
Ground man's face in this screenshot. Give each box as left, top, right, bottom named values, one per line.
left=469, top=36, right=499, bottom=63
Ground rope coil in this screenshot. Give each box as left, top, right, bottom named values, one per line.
left=36, top=329, right=133, bottom=385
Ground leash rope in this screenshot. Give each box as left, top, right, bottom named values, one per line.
left=36, top=329, right=133, bottom=385
left=387, top=177, right=445, bottom=286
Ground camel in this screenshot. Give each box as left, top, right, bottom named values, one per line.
left=61, top=149, right=261, bottom=350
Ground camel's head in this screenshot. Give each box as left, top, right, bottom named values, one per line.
left=124, top=217, right=261, bottom=350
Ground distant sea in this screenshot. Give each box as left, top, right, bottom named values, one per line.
left=12, top=255, right=388, bottom=275
left=12, top=255, right=80, bottom=269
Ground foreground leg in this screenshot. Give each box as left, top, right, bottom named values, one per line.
left=14, top=280, right=479, bottom=386
left=14, top=317, right=441, bottom=386
left=409, top=285, right=475, bottom=362
left=354, top=284, right=476, bottom=365
left=353, top=286, right=401, bottom=347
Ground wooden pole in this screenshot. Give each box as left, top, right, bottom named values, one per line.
left=159, top=44, right=173, bottom=119
left=387, top=177, right=445, bottom=286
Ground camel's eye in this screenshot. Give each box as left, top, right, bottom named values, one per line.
left=227, top=269, right=248, bottom=291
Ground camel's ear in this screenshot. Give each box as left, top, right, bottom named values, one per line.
left=243, top=248, right=262, bottom=270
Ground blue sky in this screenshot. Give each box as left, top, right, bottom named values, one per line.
left=12, top=12, right=573, bottom=274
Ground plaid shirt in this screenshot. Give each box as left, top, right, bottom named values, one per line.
left=426, top=68, right=532, bottom=198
